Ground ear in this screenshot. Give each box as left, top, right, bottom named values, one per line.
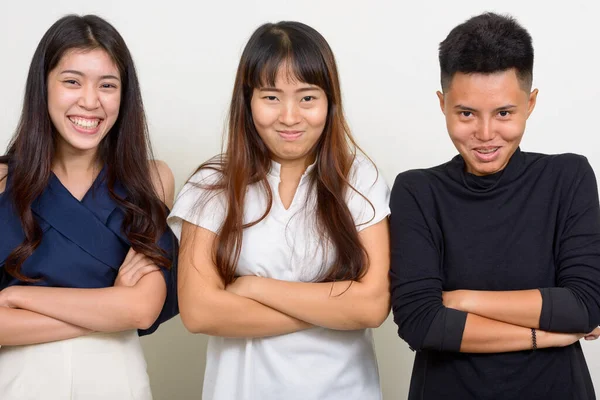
left=526, top=88, right=539, bottom=118
left=436, top=91, right=446, bottom=115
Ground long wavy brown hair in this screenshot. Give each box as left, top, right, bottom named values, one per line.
left=0, top=15, right=170, bottom=282
left=193, top=21, right=372, bottom=285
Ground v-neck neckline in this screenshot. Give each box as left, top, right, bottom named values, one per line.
left=50, top=165, right=107, bottom=203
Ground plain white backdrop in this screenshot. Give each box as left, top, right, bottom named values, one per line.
left=1, top=1, right=599, bottom=398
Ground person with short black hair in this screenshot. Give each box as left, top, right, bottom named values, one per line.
left=390, top=12, right=600, bottom=400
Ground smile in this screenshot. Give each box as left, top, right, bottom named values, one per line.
left=473, top=147, right=501, bottom=162
left=475, top=147, right=499, bottom=154
left=68, top=116, right=102, bottom=129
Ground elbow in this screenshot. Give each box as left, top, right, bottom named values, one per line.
left=132, top=307, right=161, bottom=330
left=179, top=311, right=207, bottom=334
left=179, top=305, right=219, bottom=335
left=357, top=292, right=391, bottom=329
left=396, top=322, right=425, bottom=351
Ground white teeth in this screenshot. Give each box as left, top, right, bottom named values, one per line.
left=69, top=117, right=100, bottom=129
left=477, top=148, right=498, bottom=154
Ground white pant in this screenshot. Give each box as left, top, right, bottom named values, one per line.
left=0, top=330, right=152, bottom=400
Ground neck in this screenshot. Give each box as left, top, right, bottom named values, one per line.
left=277, top=156, right=313, bottom=183
left=52, top=143, right=101, bottom=179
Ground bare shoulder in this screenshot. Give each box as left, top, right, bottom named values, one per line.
left=0, top=163, right=7, bottom=194
left=149, top=160, right=175, bottom=209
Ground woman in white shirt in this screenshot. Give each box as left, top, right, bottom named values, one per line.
left=168, top=21, right=390, bottom=400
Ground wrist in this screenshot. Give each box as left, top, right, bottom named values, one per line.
left=536, top=329, right=568, bottom=348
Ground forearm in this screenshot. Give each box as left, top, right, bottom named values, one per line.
left=459, top=313, right=577, bottom=353
left=180, top=290, right=312, bottom=338
left=0, top=307, right=91, bottom=346
left=6, top=276, right=165, bottom=332
left=446, top=289, right=542, bottom=329
left=242, top=278, right=390, bottom=330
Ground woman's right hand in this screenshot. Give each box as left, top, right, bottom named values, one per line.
left=114, top=248, right=160, bottom=287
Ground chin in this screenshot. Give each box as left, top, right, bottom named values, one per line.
left=64, top=138, right=103, bottom=153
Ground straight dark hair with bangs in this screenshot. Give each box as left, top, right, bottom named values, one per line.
left=0, top=14, right=170, bottom=281
left=189, top=21, right=372, bottom=285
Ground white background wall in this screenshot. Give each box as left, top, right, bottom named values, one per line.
left=1, top=1, right=599, bottom=398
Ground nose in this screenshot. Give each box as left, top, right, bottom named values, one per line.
left=278, top=101, right=301, bottom=126
left=78, top=84, right=100, bottom=110
left=474, top=118, right=495, bottom=141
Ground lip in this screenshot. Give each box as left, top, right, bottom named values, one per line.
left=67, top=115, right=104, bottom=135
left=472, top=146, right=501, bottom=162
left=277, top=130, right=304, bottom=141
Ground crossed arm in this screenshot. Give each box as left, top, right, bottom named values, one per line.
left=177, top=218, right=390, bottom=338
left=0, top=160, right=175, bottom=346
left=0, top=250, right=167, bottom=346
left=390, top=171, right=600, bottom=354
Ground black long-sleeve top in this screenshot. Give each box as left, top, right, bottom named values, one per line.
left=390, top=148, right=600, bottom=400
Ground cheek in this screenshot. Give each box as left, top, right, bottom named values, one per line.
left=446, top=120, right=472, bottom=143
left=47, top=87, right=75, bottom=115
left=102, top=94, right=121, bottom=120
left=305, top=105, right=328, bottom=130
left=251, top=104, right=278, bottom=130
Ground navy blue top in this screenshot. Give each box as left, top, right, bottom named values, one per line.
left=390, top=149, right=600, bottom=400
left=0, top=166, right=178, bottom=336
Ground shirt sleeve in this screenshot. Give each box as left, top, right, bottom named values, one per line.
left=167, top=168, right=228, bottom=239
left=389, top=171, right=467, bottom=352
left=539, top=156, right=600, bottom=333
left=138, top=222, right=179, bottom=337
left=346, top=156, right=391, bottom=231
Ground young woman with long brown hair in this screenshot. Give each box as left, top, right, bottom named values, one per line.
left=0, top=15, right=178, bottom=399
left=168, top=21, right=390, bottom=399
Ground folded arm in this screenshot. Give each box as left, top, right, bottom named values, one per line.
left=443, top=160, right=600, bottom=333
left=177, top=221, right=312, bottom=338
left=3, top=271, right=166, bottom=332
left=0, top=307, right=91, bottom=346
left=228, top=219, right=391, bottom=330
left=390, top=176, right=586, bottom=353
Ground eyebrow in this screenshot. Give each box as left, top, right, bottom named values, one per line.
left=258, top=86, right=320, bottom=93
left=454, top=104, right=517, bottom=112
left=60, top=70, right=120, bottom=81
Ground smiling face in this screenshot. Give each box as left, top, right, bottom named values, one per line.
left=47, top=48, right=121, bottom=156
left=438, top=68, right=538, bottom=176
left=250, top=66, right=328, bottom=167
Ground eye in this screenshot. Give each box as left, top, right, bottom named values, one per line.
left=63, top=79, right=79, bottom=86
left=263, top=96, right=278, bottom=101
left=498, top=110, right=511, bottom=117
left=301, top=96, right=315, bottom=102
left=460, top=111, right=472, bottom=117
left=100, top=83, right=118, bottom=89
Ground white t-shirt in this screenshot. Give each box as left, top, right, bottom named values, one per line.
left=168, top=155, right=391, bottom=400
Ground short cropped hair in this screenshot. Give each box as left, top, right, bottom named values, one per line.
left=439, top=12, right=534, bottom=92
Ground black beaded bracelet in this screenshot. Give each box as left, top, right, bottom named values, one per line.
left=531, top=328, right=537, bottom=350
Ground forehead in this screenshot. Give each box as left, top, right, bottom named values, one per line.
left=53, top=48, right=120, bottom=77
left=446, top=69, right=526, bottom=105
left=258, top=64, right=321, bottom=91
